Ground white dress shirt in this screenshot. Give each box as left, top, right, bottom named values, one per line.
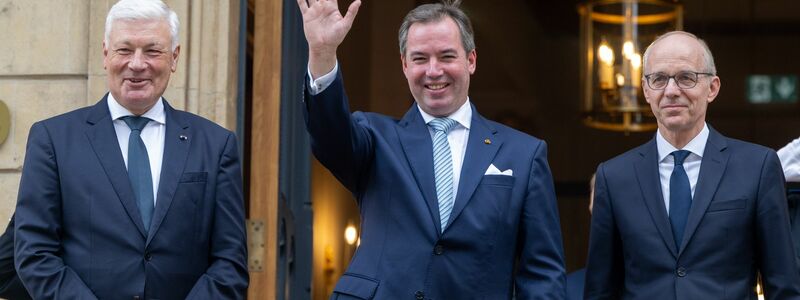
left=656, top=123, right=709, bottom=214
left=308, top=61, right=472, bottom=197
left=417, top=100, right=471, bottom=197
left=108, top=94, right=166, bottom=204
left=307, top=63, right=340, bottom=95
left=778, top=137, right=800, bottom=182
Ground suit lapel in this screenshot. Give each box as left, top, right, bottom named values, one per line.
left=679, top=128, right=729, bottom=254
left=634, top=139, right=678, bottom=258
left=147, top=100, right=190, bottom=245
left=397, top=105, right=442, bottom=234
left=85, top=95, right=148, bottom=238
left=448, top=108, right=500, bottom=229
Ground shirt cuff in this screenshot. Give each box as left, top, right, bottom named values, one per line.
left=307, top=62, right=339, bottom=95
left=778, top=137, right=800, bottom=182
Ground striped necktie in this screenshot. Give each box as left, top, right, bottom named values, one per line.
left=429, top=117, right=458, bottom=232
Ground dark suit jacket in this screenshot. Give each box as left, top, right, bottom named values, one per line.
left=14, top=96, right=248, bottom=299
left=585, top=127, right=800, bottom=299
left=565, top=268, right=585, bottom=300
left=788, top=184, right=800, bottom=271
left=304, top=72, right=565, bottom=299
left=0, top=216, right=31, bottom=300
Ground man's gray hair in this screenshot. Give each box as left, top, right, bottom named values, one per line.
left=642, top=31, right=716, bottom=75
left=104, top=0, right=180, bottom=51
left=398, top=0, right=475, bottom=56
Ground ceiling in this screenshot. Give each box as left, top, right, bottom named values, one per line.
left=522, top=0, right=800, bottom=37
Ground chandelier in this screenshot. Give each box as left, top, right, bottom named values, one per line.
left=578, top=0, right=682, bottom=132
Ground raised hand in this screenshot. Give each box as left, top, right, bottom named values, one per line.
left=297, top=0, right=362, bottom=77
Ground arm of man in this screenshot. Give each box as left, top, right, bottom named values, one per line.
left=756, top=151, right=800, bottom=299
left=304, top=70, right=374, bottom=192
left=583, top=163, right=624, bottom=299
left=186, top=132, right=249, bottom=299
left=299, top=0, right=373, bottom=193
left=14, top=122, right=98, bottom=299
left=514, top=141, right=567, bottom=299
left=777, top=137, right=800, bottom=182
left=0, top=216, right=31, bottom=300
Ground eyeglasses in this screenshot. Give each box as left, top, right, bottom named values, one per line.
left=643, top=71, right=715, bottom=90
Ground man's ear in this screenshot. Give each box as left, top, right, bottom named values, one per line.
left=467, top=49, right=476, bottom=75
left=400, top=53, right=408, bottom=73
left=171, top=45, right=181, bottom=72
left=706, top=76, right=721, bottom=103
left=102, top=41, right=109, bottom=70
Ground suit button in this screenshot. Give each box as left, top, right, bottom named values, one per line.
left=676, top=267, right=687, bottom=277
left=415, top=291, right=424, bottom=299
left=145, top=253, right=152, bottom=261
left=434, top=245, right=444, bottom=255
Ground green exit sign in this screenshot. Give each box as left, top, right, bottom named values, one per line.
left=747, top=75, right=797, bottom=104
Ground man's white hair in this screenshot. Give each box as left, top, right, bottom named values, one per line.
left=104, top=0, right=180, bottom=50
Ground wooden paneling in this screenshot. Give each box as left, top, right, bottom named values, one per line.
left=249, top=0, right=282, bottom=298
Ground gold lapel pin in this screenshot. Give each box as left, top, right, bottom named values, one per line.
left=484, top=138, right=491, bottom=145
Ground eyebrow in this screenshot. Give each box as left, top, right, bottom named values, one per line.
left=113, top=41, right=167, bottom=49
left=440, top=49, right=458, bottom=55
left=408, top=48, right=459, bottom=57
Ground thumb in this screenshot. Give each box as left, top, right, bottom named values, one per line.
left=342, top=0, right=362, bottom=27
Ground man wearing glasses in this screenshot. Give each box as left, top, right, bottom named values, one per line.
left=585, top=31, right=800, bottom=299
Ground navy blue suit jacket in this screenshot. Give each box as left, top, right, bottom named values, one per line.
left=14, top=96, right=248, bottom=299
left=788, top=184, right=800, bottom=271
left=304, top=72, right=565, bottom=299
left=565, top=268, right=584, bottom=300
left=585, top=128, right=800, bottom=299
left=0, top=216, right=30, bottom=300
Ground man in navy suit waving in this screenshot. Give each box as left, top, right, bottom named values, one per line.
left=585, top=31, right=800, bottom=299
left=298, top=0, right=566, bottom=299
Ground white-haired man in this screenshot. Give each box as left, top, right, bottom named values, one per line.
left=14, top=0, right=248, bottom=298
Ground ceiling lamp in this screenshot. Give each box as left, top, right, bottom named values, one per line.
left=578, top=0, right=682, bottom=132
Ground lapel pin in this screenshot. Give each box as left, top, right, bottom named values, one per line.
left=179, top=135, right=188, bottom=141
left=484, top=138, right=491, bottom=145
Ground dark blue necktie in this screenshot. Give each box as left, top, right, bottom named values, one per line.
left=669, top=150, right=692, bottom=248
left=122, top=116, right=154, bottom=233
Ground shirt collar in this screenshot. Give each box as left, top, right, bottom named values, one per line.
left=107, top=93, right=166, bottom=125
left=656, top=122, right=709, bottom=162
left=417, top=98, right=472, bottom=130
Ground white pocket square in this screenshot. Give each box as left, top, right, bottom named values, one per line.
left=485, top=164, right=513, bottom=176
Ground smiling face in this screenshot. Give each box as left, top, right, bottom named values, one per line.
left=104, top=18, right=179, bottom=115
left=401, top=17, right=476, bottom=117
left=643, top=34, right=720, bottom=138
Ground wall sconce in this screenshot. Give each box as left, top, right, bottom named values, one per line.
left=756, top=275, right=764, bottom=300
left=578, top=0, right=682, bottom=133
left=0, top=99, right=9, bottom=146
left=344, top=224, right=358, bottom=246
left=343, top=222, right=359, bottom=268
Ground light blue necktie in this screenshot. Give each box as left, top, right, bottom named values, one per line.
left=429, top=117, right=458, bottom=232
left=123, top=116, right=154, bottom=233
left=669, top=150, right=692, bottom=248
